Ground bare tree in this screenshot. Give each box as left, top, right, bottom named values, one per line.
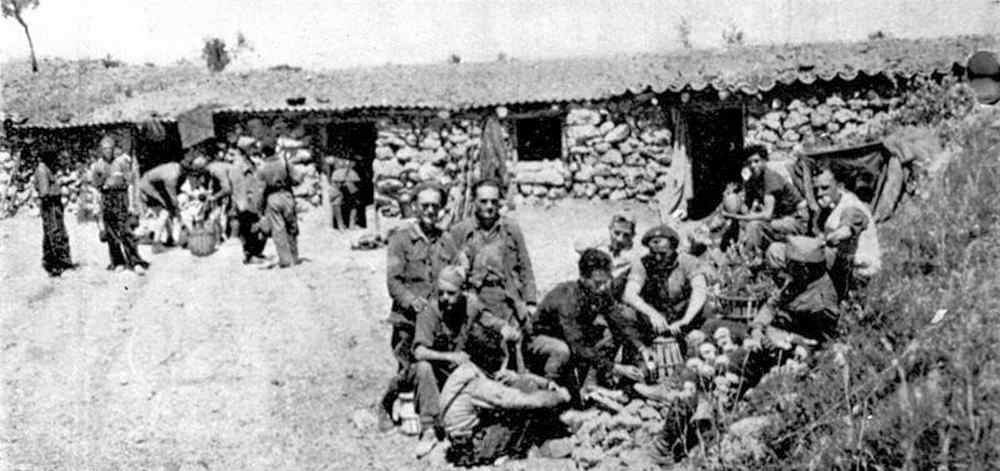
left=2, top=0, right=40, bottom=72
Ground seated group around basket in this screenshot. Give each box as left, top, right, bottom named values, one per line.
left=380, top=152, right=881, bottom=466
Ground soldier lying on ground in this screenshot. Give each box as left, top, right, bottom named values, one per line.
left=439, top=326, right=571, bottom=467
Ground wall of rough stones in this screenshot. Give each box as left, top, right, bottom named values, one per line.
left=516, top=102, right=675, bottom=204
left=371, top=116, right=506, bottom=215
left=745, top=90, right=905, bottom=160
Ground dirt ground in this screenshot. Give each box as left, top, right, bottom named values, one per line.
left=0, top=199, right=674, bottom=471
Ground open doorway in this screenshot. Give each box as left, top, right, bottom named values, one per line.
left=326, top=122, right=376, bottom=228
left=682, top=108, right=745, bottom=219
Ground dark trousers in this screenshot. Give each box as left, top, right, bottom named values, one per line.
left=265, top=191, right=298, bottom=267
left=101, top=189, right=146, bottom=269
left=237, top=210, right=267, bottom=259
left=411, top=360, right=454, bottom=426
left=381, top=322, right=415, bottom=415
left=40, top=196, right=73, bottom=274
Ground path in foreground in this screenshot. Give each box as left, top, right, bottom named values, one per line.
left=0, top=201, right=662, bottom=470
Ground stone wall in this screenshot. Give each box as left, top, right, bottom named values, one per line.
left=371, top=116, right=513, bottom=215
left=746, top=91, right=906, bottom=159
left=514, top=102, right=675, bottom=204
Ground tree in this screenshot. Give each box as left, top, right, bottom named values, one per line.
left=721, top=22, right=745, bottom=48
left=2, top=0, right=40, bottom=73
left=202, top=37, right=230, bottom=72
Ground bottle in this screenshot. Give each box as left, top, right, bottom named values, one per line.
left=396, top=392, right=421, bottom=436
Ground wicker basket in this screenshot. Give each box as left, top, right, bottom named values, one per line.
left=716, top=293, right=766, bottom=321
left=187, top=225, right=218, bottom=257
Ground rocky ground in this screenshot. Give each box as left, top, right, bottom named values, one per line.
left=0, top=199, right=680, bottom=471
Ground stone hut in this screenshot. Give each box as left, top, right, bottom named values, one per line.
left=3, top=35, right=995, bottom=219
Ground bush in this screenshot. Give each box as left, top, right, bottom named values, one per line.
left=201, top=37, right=230, bottom=73
left=744, top=106, right=1000, bottom=470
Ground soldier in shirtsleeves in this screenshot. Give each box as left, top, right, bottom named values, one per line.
left=138, top=160, right=192, bottom=247
left=720, top=145, right=807, bottom=254
left=229, top=146, right=268, bottom=264
left=33, top=150, right=76, bottom=276
left=439, top=326, right=571, bottom=467
left=620, top=225, right=710, bottom=364
left=812, top=165, right=882, bottom=300
left=380, top=184, right=466, bottom=432
left=90, top=136, right=148, bottom=273
left=196, top=156, right=235, bottom=240
left=449, top=178, right=537, bottom=350
left=573, top=212, right=641, bottom=301
left=254, top=141, right=303, bottom=268
left=409, top=265, right=512, bottom=453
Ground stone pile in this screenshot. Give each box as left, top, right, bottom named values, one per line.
left=538, top=320, right=809, bottom=470
left=747, top=91, right=905, bottom=157
left=516, top=106, right=676, bottom=204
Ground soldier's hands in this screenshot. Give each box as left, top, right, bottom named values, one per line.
left=613, top=364, right=644, bottom=382
left=500, top=324, right=522, bottom=342
left=554, top=386, right=572, bottom=403
left=450, top=351, right=470, bottom=366
left=411, top=298, right=429, bottom=314
left=647, top=312, right=670, bottom=334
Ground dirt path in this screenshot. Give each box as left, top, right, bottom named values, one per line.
left=0, top=200, right=669, bottom=471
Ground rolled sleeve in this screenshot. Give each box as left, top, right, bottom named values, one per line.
left=467, top=377, right=560, bottom=410
left=508, top=223, right=538, bottom=304
left=413, top=308, right=441, bottom=349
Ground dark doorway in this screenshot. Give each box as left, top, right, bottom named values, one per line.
left=515, top=117, right=562, bottom=161
left=326, top=122, right=376, bottom=228
left=683, top=108, right=745, bottom=219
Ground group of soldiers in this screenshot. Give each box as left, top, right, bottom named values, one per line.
left=32, top=135, right=309, bottom=277
left=379, top=145, right=881, bottom=466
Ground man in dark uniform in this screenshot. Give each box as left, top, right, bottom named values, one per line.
left=751, top=236, right=840, bottom=346
left=34, top=150, right=76, bottom=276
left=528, top=249, right=645, bottom=393
left=255, top=142, right=302, bottom=268
left=381, top=183, right=465, bottom=431
left=90, top=136, right=148, bottom=273
left=450, top=178, right=537, bottom=343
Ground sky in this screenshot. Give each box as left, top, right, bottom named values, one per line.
left=0, top=0, right=998, bottom=70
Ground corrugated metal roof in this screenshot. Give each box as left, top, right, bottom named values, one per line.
left=13, top=35, right=1000, bottom=126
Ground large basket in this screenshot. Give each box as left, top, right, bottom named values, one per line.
left=716, top=293, right=766, bottom=321
left=187, top=226, right=218, bottom=257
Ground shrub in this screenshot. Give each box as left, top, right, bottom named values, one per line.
left=201, top=37, right=230, bottom=72
left=744, top=106, right=1000, bottom=470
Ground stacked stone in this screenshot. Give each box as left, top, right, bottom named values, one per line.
left=372, top=118, right=489, bottom=214
left=746, top=91, right=905, bottom=158
left=516, top=105, right=674, bottom=204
